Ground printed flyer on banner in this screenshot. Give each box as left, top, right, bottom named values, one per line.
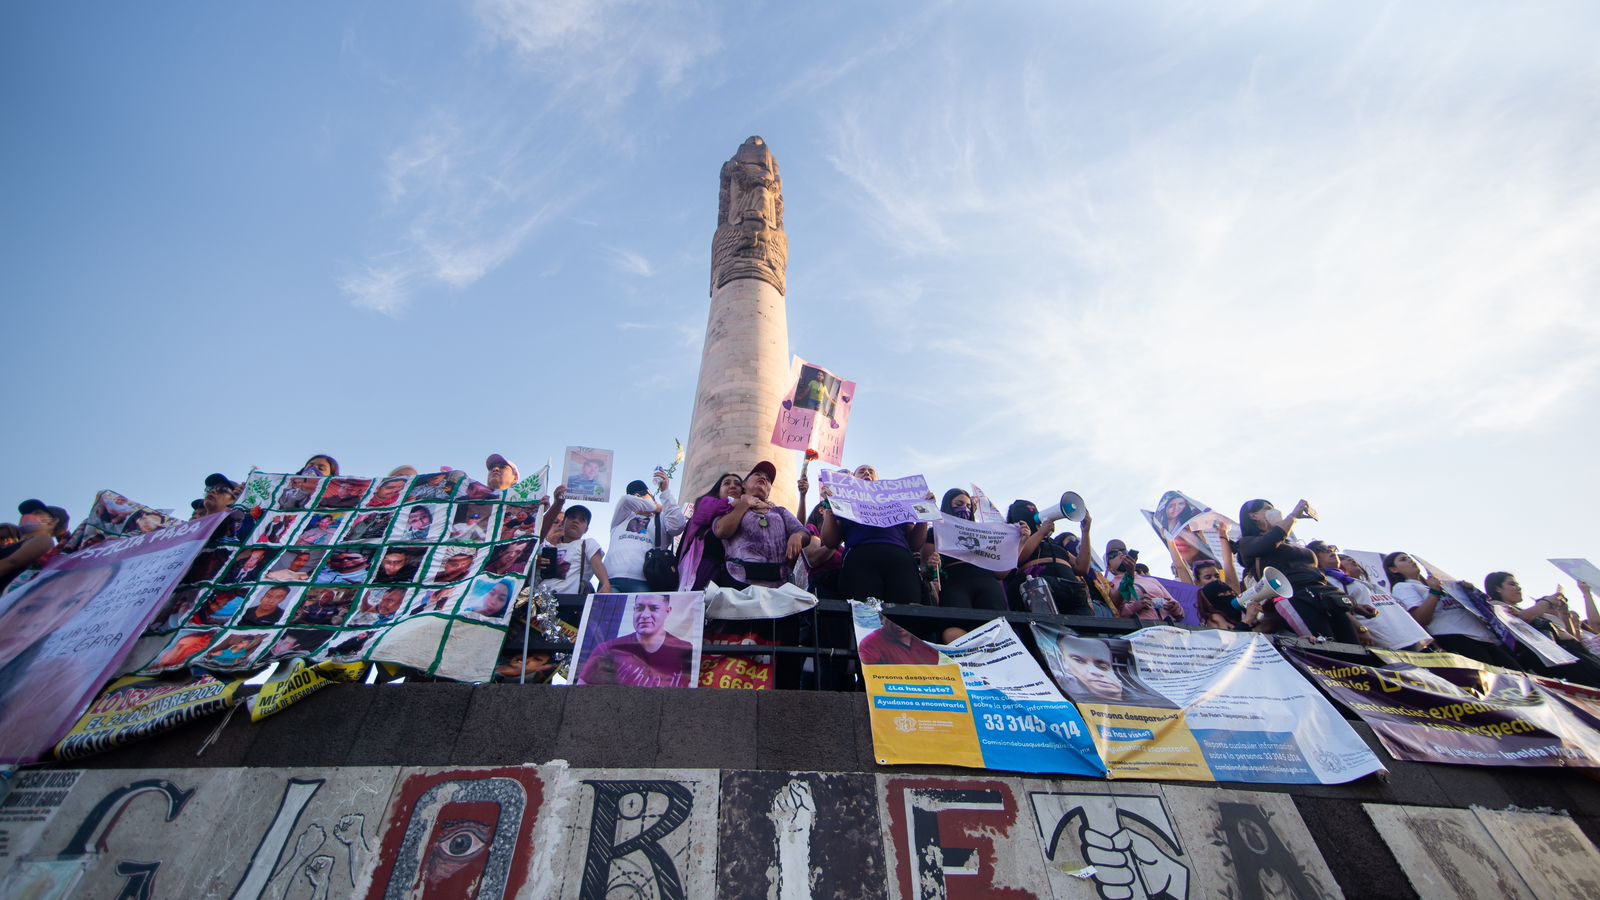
left=853, top=603, right=1105, bottom=776
left=930, top=516, right=1022, bottom=573
left=771, top=356, right=856, bottom=465
left=1033, top=624, right=1384, bottom=784
left=0, top=512, right=227, bottom=765
left=571, top=592, right=706, bottom=688
left=138, top=468, right=547, bottom=684
left=561, top=446, right=614, bottom=502
left=55, top=673, right=241, bottom=761
left=817, top=470, right=938, bottom=528
left=1286, top=646, right=1600, bottom=768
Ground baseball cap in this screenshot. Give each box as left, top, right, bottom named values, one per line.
left=626, top=479, right=650, bottom=497
left=204, top=473, right=238, bottom=492
left=190, top=499, right=206, bottom=511
left=18, top=499, right=69, bottom=531
left=486, top=453, right=518, bottom=472
left=746, top=461, right=777, bottom=482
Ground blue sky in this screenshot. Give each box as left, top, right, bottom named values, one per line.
left=5, top=2, right=1598, bottom=596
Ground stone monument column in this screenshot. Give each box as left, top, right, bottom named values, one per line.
left=683, top=136, right=798, bottom=512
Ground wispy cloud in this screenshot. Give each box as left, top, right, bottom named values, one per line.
left=605, top=246, right=655, bottom=277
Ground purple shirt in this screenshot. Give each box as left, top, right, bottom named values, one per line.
left=724, top=505, right=804, bottom=586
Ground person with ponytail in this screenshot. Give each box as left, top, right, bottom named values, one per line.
left=1383, top=551, right=1517, bottom=667
left=1235, top=499, right=1359, bottom=642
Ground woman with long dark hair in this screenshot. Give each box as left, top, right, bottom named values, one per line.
left=1235, top=499, right=1359, bottom=642
left=932, top=488, right=1009, bottom=611
left=817, top=464, right=928, bottom=604
left=1483, top=571, right=1600, bottom=685
left=1382, top=551, right=1516, bottom=667
left=677, top=472, right=743, bottom=591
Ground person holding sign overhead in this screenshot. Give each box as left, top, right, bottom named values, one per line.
left=817, top=464, right=928, bottom=604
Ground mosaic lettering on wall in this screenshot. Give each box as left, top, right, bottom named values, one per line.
left=537, top=767, right=719, bottom=900
left=1473, top=807, right=1600, bottom=898
left=1364, top=804, right=1537, bottom=899
left=717, top=770, right=888, bottom=900
left=877, top=775, right=1051, bottom=899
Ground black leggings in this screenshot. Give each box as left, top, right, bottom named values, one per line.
left=841, top=543, right=922, bottom=605
left=940, top=561, right=1008, bottom=611
left=1432, top=633, right=1522, bottom=669
left=1287, top=587, right=1359, bottom=644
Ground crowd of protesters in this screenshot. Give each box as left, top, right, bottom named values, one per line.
left=5, top=451, right=1599, bottom=690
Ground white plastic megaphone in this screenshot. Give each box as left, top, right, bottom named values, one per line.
left=1236, top=566, right=1294, bottom=608
left=1039, top=491, right=1088, bottom=525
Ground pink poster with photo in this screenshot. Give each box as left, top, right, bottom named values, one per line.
left=0, top=512, right=227, bottom=764
left=770, top=356, right=855, bottom=465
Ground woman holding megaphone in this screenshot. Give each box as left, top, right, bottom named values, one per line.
left=1236, top=499, right=1361, bottom=643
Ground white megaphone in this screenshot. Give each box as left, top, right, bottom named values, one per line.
left=1039, top=491, right=1088, bottom=525
left=1235, top=566, right=1294, bottom=609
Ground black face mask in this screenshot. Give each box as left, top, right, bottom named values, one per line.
left=948, top=507, right=973, bottom=521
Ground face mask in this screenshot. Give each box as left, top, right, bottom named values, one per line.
left=18, top=520, right=43, bottom=536
left=949, top=507, right=973, bottom=521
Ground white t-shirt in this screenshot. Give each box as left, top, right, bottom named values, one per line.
left=1392, top=580, right=1495, bottom=641
left=1339, top=579, right=1434, bottom=649
left=606, top=490, right=686, bottom=582
left=537, top=537, right=603, bottom=594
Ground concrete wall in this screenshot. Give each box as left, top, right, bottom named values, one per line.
left=6, top=684, right=1600, bottom=897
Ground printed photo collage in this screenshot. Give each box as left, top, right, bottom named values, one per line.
left=140, top=470, right=546, bottom=676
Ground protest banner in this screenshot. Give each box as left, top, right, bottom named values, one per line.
left=248, top=658, right=367, bottom=722
left=854, top=604, right=1105, bottom=776
left=818, top=470, right=938, bottom=528
left=1143, top=490, right=1237, bottom=566
left=0, top=513, right=226, bottom=765
left=930, top=516, right=1021, bottom=573
left=138, top=468, right=547, bottom=683
left=770, top=356, right=856, bottom=465
left=54, top=673, right=241, bottom=761
left=1493, top=606, right=1579, bottom=666
left=1551, top=558, right=1600, bottom=593
left=571, top=592, right=705, bottom=688
left=699, top=629, right=775, bottom=690
left=1285, top=646, right=1600, bottom=767
left=61, top=489, right=182, bottom=554
left=561, top=446, right=614, bottom=502
left=1034, top=624, right=1384, bottom=783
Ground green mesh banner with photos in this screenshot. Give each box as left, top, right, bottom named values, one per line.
left=139, top=467, right=548, bottom=682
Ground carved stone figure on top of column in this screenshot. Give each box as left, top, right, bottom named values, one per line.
left=712, top=136, right=789, bottom=295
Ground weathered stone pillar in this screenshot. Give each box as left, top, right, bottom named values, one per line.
left=683, top=137, right=798, bottom=512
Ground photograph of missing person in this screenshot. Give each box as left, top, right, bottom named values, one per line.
left=395, top=503, right=447, bottom=542
left=151, top=587, right=201, bottom=633
left=792, top=363, right=843, bottom=419
left=317, top=629, right=379, bottom=664
left=86, top=490, right=140, bottom=531
left=266, top=628, right=333, bottom=661
left=220, top=547, right=273, bottom=584
left=573, top=592, right=705, bottom=688
left=239, top=584, right=300, bottom=627
left=148, top=629, right=221, bottom=671
left=425, top=547, right=482, bottom=585
left=499, top=503, right=542, bottom=540
left=561, top=447, right=614, bottom=502
left=405, top=472, right=456, bottom=503
left=485, top=539, right=536, bottom=576
left=340, top=510, right=395, bottom=543
left=124, top=508, right=170, bottom=535
left=317, top=476, right=373, bottom=510
left=1039, top=632, right=1177, bottom=708
left=372, top=545, right=428, bottom=584
left=348, top=586, right=410, bottom=626
left=366, top=475, right=410, bottom=508
left=409, top=585, right=459, bottom=616
left=275, top=476, right=324, bottom=511
left=200, top=630, right=273, bottom=670
left=182, top=547, right=234, bottom=584
left=459, top=576, right=518, bottom=624
left=448, top=503, right=495, bottom=542
left=290, top=588, right=356, bottom=626
left=459, top=479, right=495, bottom=501
left=856, top=614, right=943, bottom=667
left=254, top=511, right=304, bottom=546
left=190, top=589, right=248, bottom=627
left=314, top=548, right=374, bottom=586
left=266, top=548, right=327, bottom=583
left=293, top=512, right=349, bottom=547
